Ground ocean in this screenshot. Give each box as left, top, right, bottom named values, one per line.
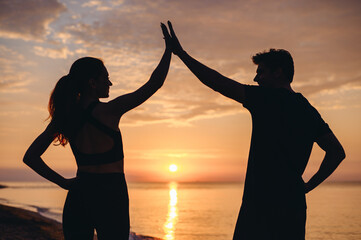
left=0, top=181, right=360, bottom=240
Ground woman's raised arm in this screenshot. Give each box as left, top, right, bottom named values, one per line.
left=107, top=26, right=172, bottom=117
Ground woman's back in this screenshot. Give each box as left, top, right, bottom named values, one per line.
left=70, top=101, right=125, bottom=173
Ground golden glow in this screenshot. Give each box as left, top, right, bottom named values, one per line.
left=169, top=164, right=178, bottom=172
left=163, top=182, right=178, bottom=240
left=1, top=1, right=360, bottom=184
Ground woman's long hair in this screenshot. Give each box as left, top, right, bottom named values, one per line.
left=48, top=57, right=105, bottom=146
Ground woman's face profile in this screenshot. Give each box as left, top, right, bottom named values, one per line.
left=94, top=66, right=112, bottom=98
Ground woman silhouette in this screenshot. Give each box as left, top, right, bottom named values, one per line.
left=23, top=25, right=171, bottom=239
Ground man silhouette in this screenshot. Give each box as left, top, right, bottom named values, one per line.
left=161, top=22, right=345, bottom=239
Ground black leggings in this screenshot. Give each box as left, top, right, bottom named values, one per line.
left=63, top=172, right=129, bottom=240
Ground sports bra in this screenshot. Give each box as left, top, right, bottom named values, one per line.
left=70, top=101, right=124, bottom=166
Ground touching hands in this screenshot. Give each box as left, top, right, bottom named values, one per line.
left=161, top=22, right=172, bottom=50
left=161, top=21, right=184, bottom=55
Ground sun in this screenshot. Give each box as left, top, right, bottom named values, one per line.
left=169, top=164, right=178, bottom=172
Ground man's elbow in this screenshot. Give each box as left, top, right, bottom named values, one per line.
left=23, top=155, right=30, bottom=166
left=23, top=151, right=33, bottom=166
left=333, top=146, right=346, bottom=163
left=339, top=147, right=346, bottom=161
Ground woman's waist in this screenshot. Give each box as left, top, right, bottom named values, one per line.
left=77, top=159, right=124, bottom=174
left=75, top=168, right=127, bottom=189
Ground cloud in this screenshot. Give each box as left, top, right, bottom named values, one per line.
left=120, top=78, right=246, bottom=126
left=0, top=45, right=32, bottom=93
left=297, top=75, right=361, bottom=95
left=127, top=148, right=227, bottom=161
left=82, top=0, right=111, bottom=11
left=53, top=32, right=73, bottom=44
left=33, top=46, right=74, bottom=59
left=0, top=0, right=66, bottom=41
left=0, top=78, right=31, bottom=93
left=0, top=110, right=33, bottom=117
left=2, top=0, right=359, bottom=123
left=60, top=0, right=361, bottom=88
left=82, top=1, right=102, bottom=7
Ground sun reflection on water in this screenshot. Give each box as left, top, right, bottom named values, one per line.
left=163, top=182, right=178, bottom=240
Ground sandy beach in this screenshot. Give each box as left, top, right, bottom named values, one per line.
left=0, top=203, right=63, bottom=240
left=0, top=203, right=162, bottom=240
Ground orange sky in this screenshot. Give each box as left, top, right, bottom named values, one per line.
left=0, top=0, right=360, bottom=182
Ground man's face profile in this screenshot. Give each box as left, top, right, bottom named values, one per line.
left=254, top=63, right=274, bottom=87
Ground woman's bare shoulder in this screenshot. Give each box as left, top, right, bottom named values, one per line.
left=92, top=101, right=121, bottom=130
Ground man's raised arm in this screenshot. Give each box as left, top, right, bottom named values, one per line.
left=161, top=21, right=245, bottom=103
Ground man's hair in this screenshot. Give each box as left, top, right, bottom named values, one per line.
left=252, top=49, right=294, bottom=83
